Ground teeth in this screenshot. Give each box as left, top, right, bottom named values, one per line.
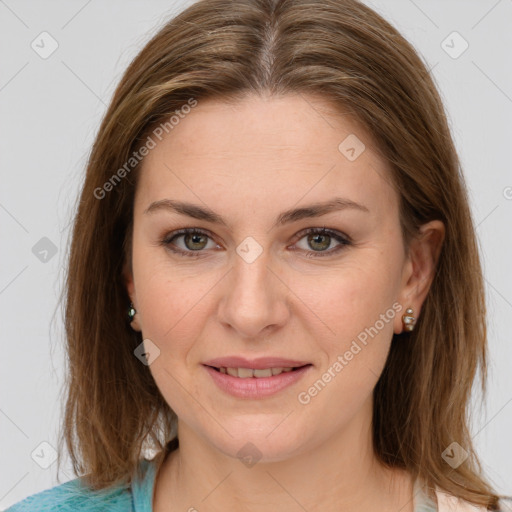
left=238, top=367, right=254, bottom=379
left=217, top=366, right=298, bottom=378
left=253, top=368, right=272, bottom=378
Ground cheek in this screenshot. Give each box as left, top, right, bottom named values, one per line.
left=293, top=256, right=399, bottom=346
left=293, top=250, right=402, bottom=416
left=133, top=252, right=222, bottom=361
left=135, top=269, right=212, bottom=406
left=295, top=268, right=397, bottom=425
left=138, top=277, right=205, bottom=346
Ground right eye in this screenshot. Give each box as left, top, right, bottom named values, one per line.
left=161, top=228, right=220, bottom=257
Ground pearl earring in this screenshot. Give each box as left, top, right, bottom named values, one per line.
left=402, top=307, right=416, bottom=332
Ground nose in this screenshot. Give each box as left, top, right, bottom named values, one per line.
left=216, top=247, right=291, bottom=340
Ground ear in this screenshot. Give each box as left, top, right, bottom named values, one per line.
left=122, top=259, right=142, bottom=332
left=394, top=220, right=445, bottom=334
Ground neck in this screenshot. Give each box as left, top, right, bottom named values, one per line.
left=153, top=397, right=414, bottom=512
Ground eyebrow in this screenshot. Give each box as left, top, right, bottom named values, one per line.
left=143, top=197, right=369, bottom=228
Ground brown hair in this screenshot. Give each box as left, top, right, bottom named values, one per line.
left=57, top=0, right=505, bottom=508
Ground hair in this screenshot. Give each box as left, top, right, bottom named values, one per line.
left=57, top=0, right=506, bottom=508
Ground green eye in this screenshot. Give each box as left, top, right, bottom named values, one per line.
left=162, top=228, right=217, bottom=257
left=294, top=227, right=351, bottom=257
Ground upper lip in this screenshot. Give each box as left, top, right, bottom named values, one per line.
left=203, top=357, right=311, bottom=369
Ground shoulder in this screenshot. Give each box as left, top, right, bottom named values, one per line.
left=435, top=488, right=512, bottom=512
left=496, top=497, right=512, bottom=511
left=4, top=475, right=134, bottom=512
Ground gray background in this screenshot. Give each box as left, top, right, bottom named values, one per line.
left=1, top=0, right=511, bottom=508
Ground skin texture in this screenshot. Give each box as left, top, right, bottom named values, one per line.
left=124, top=93, right=445, bottom=512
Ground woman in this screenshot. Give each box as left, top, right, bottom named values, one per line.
left=6, top=0, right=509, bottom=510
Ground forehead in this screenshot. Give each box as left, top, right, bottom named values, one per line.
left=135, top=94, right=397, bottom=222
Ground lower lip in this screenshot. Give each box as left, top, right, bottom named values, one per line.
left=203, top=365, right=312, bottom=399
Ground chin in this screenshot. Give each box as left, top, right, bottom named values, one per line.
left=200, top=417, right=311, bottom=464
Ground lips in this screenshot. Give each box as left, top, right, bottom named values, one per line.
left=203, top=359, right=313, bottom=399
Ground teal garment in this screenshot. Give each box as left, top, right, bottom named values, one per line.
left=4, top=458, right=156, bottom=512
left=5, top=456, right=439, bottom=512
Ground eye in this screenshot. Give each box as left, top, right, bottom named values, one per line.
left=292, top=227, right=351, bottom=258
left=161, top=228, right=219, bottom=257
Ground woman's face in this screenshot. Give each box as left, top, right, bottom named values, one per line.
left=125, top=93, right=423, bottom=462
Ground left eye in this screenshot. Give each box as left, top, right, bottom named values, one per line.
left=161, top=227, right=351, bottom=258
left=299, top=229, right=348, bottom=254
left=292, top=227, right=351, bottom=257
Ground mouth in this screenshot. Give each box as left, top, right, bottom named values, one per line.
left=204, top=364, right=312, bottom=378
left=201, top=359, right=313, bottom=399
left=203, top=361, right=313, bottom=400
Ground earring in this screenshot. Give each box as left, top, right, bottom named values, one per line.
left=128, top=302, right=136, bottom=321
left=402, top=307, right=416, bottom=332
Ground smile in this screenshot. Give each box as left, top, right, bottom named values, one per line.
left=202, top=363, right=313, bottom=399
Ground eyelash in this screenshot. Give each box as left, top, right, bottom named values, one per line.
left=160, top=227, right=352, bottom=259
